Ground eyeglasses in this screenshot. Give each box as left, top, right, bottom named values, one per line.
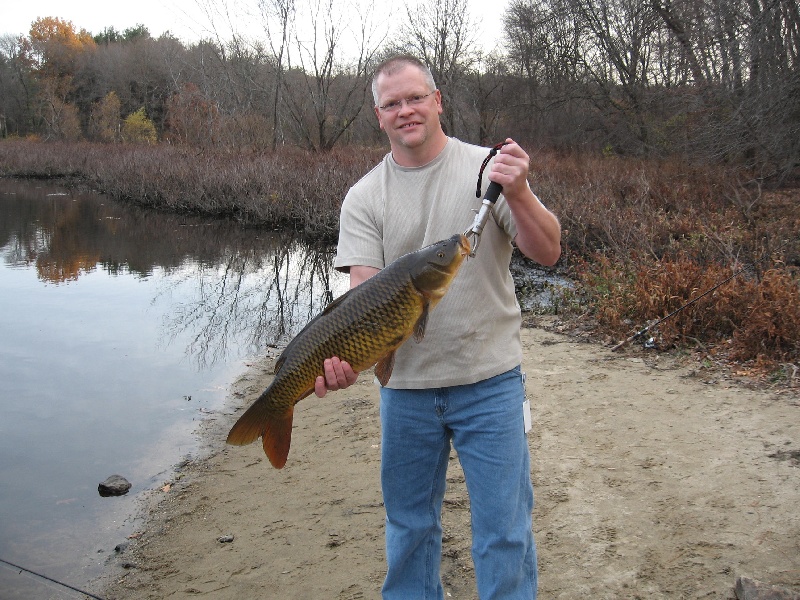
left=377, top=91, right=436, bottom=113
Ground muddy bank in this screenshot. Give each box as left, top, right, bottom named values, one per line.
left=102, top=323, right=800, bottom=599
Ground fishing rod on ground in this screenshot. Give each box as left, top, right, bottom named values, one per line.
left=610, top=239, right=791, bottom=352
left=0, top=556, right=108, bottom=600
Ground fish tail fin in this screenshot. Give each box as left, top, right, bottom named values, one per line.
left=227, top=398, right=294, bottom=469
left=260, top=409, right=293, bottom=469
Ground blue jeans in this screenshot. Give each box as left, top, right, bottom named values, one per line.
left=379, top=366, right=537, bottom=599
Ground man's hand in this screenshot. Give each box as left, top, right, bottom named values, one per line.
left=314, top=357, right=359, bottom=398
left=490, top=138, right=562, bottom=267
left=488, top=138, right=532, bottom=200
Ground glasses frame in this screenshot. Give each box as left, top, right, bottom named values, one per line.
left=377, top=91, right=437, bottom=113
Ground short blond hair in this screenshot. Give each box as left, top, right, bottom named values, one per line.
left=371, top=55, right=437, bottom=106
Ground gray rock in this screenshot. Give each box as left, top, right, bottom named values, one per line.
left=735, top=576, right=800, bottom=600
left=98, top=475, right=132, bottom=497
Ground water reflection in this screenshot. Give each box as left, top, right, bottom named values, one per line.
left=0, top=178, right=347, bottom=599
left=163, top=237, right=340, bottom=368
left=0, top=178, right=346, bottom=363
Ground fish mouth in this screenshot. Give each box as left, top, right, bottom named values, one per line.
left=458, top=235, right=471, bottom=257
left=426, top=261, right=453, bottom=275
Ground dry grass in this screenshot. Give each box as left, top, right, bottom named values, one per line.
left=0, top=140, right=384, bottom=243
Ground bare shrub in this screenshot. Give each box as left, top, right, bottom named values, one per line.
left=730, top=268, right=800, bottom=364
left=573, top=253, right=800, bottom=365
left=530, top=152, right=745, bottom=263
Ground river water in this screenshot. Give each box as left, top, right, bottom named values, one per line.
left=0, top=179, right=348, bottom=599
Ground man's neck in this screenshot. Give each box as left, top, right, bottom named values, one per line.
left=391, top=133, right=449, bottom=168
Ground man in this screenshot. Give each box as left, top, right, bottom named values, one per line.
left=316, top=55, right=561, bottom=599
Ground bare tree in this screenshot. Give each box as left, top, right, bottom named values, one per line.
left=504, top=0, right=581, bottom=85
left=502, top=0, right=589, bottom=145
left=0, top=34, right=35, bottom=136
left=395, top=0, right=477, bottom=136
left=650, top=0, right=709, bottom=85
left=258, top=0, right=296, bottom=148
left=574, top=0, right=663, bottom=146
left=648, top=0, right=800, bottom=177
left=283, top=0, right=384, bottom=150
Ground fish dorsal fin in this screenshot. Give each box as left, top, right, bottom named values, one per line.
left=413, top=300, right=430, bottom=343
left=273, top=354, right=287, bottom=374
left=375, top=350, right=396, bottom=386
left=261, top=407, right=294, bottom=469
left=319, top=289, right=351, bottom=316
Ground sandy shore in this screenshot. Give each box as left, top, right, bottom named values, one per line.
left=102, top=322, right=800, bottom=599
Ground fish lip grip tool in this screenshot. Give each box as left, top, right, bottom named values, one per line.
left=463, top=141, right=509, bottom=257
left=463, top=180, right=502, bottom=257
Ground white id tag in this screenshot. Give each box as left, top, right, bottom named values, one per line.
left=521, top=372, right=531, bottom=434
left=523, top=398, right=532, bottom=434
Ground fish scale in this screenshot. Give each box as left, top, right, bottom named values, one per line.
left=269, top=277, right=423, bottom=411
left=227, top=234, right=469, bottom=468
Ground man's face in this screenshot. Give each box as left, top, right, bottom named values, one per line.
left=373, top=65, right=443, bottom=153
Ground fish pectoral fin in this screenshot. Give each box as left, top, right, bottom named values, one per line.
left=375, top=351, right=396, bottom=386
left=261, top=407, right=294, bottom=469
left=413, top=300, right=430, bottom=343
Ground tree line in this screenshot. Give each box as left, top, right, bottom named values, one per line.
left=1, top=0, right=798, bottom=180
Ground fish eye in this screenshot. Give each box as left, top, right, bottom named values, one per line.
left=437, top=251, right=445, bottom=258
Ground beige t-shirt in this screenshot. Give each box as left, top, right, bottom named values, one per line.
left=334, top=137, right=523, bottom=389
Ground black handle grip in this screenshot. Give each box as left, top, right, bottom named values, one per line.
left=484, top=181, right=503, bottom=204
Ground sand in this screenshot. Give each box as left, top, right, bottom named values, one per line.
left=102, top=321, right=800, bottom=599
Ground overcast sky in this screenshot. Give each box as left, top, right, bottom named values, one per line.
left=2, top=0, right=510, bottom=56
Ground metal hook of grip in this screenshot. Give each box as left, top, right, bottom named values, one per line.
left=463, top=181, right=503, bottom=257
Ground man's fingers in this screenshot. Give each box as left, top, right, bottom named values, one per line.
left=324, top=357, right=342, bottom=389
left=330, top=357, right=348, bottom=387
left=315, top=375, right=328, bottom=398
left=317, top=358, right=360, bottom=398
left=342, top=361, right=359, bottom=385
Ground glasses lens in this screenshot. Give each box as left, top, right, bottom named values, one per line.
left=380, top=92, right=433, bottom=112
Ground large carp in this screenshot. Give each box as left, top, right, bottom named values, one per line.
left=227, top=233, right=470, bottom=468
